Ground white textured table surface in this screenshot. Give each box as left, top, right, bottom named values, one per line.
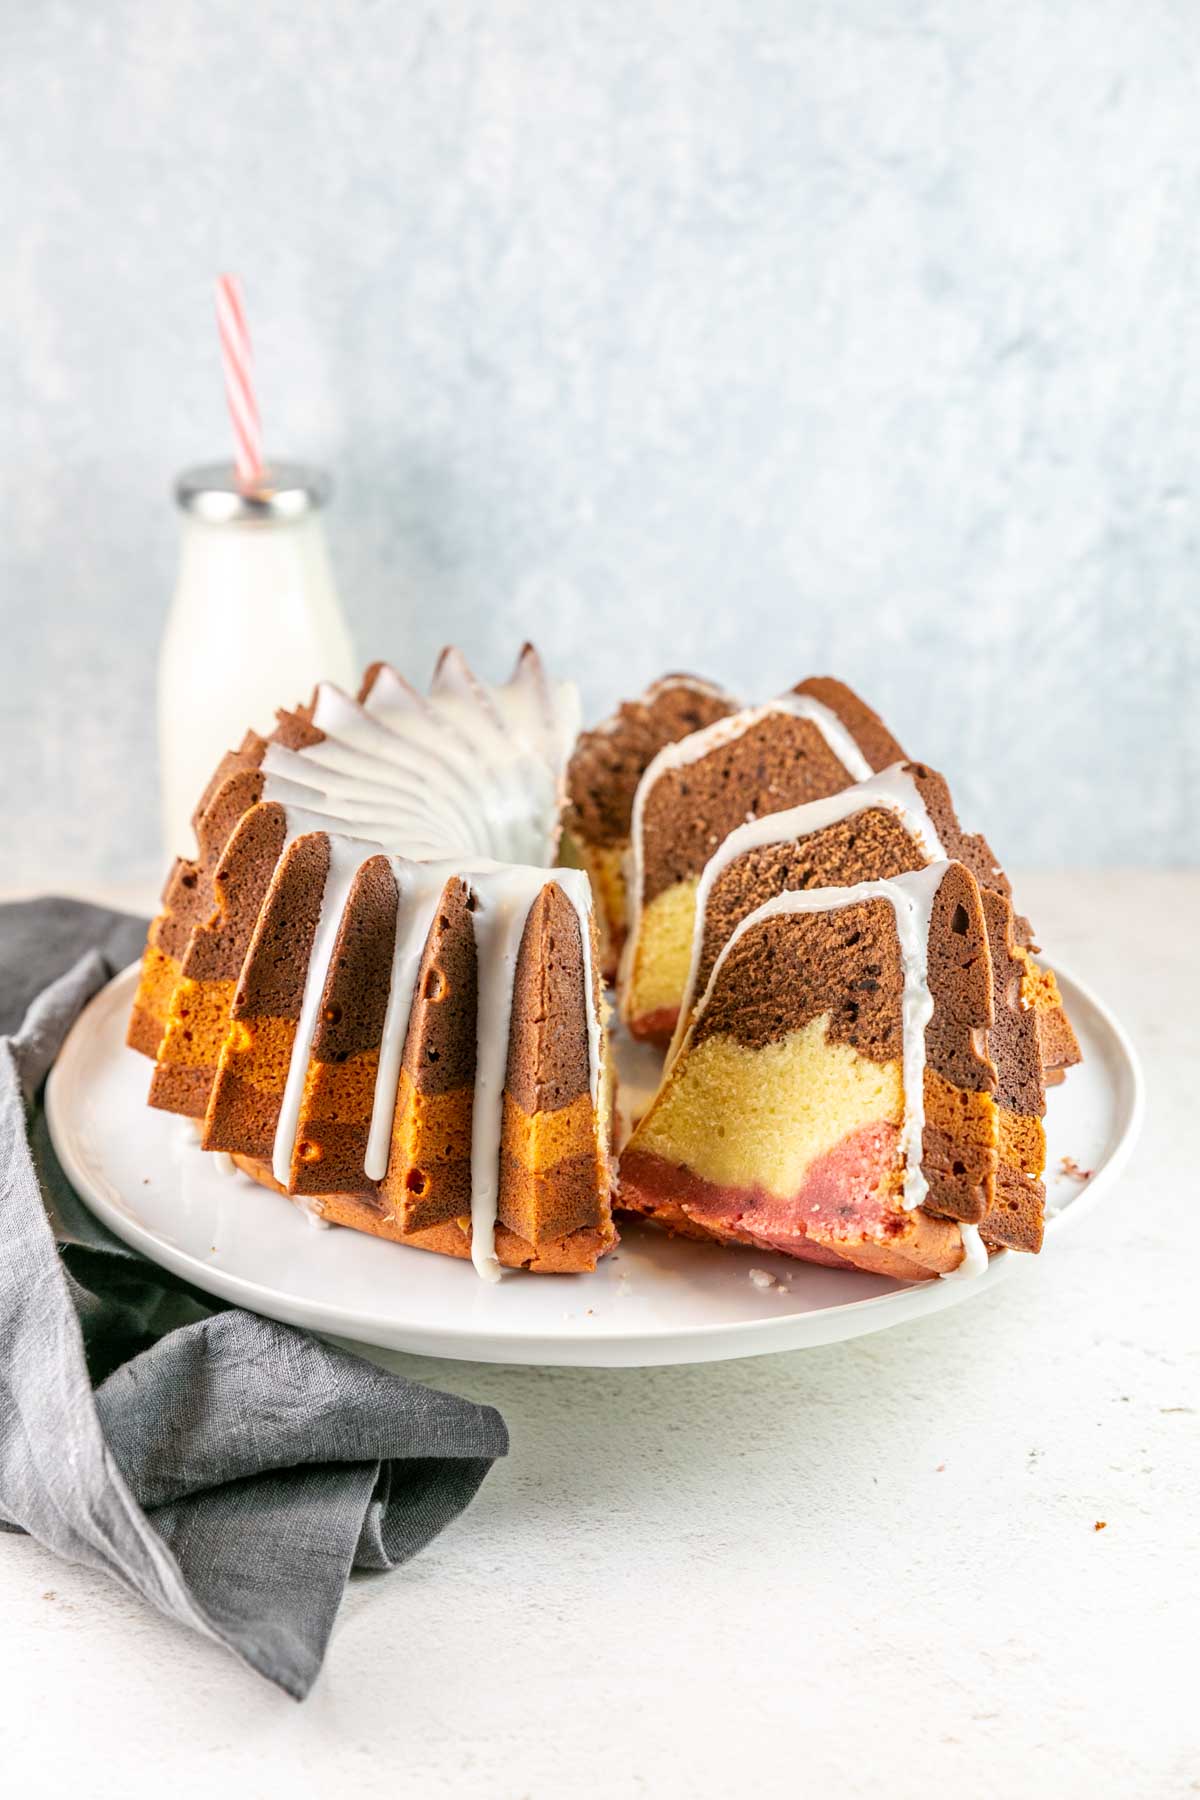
left=2, top=872, right=1195, bottom=1800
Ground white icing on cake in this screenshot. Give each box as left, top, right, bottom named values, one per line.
left=667, top=764, right=948, bottom=1067
left=618, top=693, right=876, bottom=1008
left=272, top=834, right=369, bottom=1190
left=943, top=1222, right=989, bottom=1279
left=238, top=647, right=597, bottom=1280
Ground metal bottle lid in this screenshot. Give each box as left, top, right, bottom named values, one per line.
left=174, top=461, right=331, bottom=524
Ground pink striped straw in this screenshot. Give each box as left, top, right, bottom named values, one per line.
left=214, top=273, right=263, bottom=489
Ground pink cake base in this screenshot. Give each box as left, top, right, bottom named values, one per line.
left=619, top=1122, right=904, bottom=1265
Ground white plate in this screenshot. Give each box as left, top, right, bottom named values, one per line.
left=46, top=962, right=1143, bottom=1368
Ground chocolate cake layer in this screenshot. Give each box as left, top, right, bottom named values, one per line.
left=567, top=676, right=737, bottom=850
left=281, top=868, right=605, bottom=1252
left=694, top=808, right=927, bottom=1003
left=147, top=799, right=293, bottom=1115
left=639, top=712, right=876, bottom=907
left=504, top=882, right=593, bottom=1114
left=692, top=896, right=907, bottom=1064
left=792, top=677, right=907, bottom=772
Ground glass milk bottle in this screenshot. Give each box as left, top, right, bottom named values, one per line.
left=159, top=463, right=356, bottom=857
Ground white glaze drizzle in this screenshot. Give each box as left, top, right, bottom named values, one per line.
left=358, top=849, right=601, bottom=1177
left=182, top=1116, right=237, bottom=1178
left=943, top=1222, right=989, bottom=1280
left=667, top=765, right=948, bottom=1067
left=618, top=692, right=876, bottom=1004
left=254, top=648, right=598, bottom=1278
left=363, top=861, right=458, bottom=1184
left=272, top=835, right=372, bottom=1188
left=510, top=644, right=584, bottom=768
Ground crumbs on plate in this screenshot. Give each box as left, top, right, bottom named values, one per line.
left=1059, top=1155, right=1094, bottom=1181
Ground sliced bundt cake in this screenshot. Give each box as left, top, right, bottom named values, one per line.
left=619, top=862, right=1005, bottom=1280
left=618, top=679, right=907, bottom=1046
left=130, top=649, right=1078, bottom=1283
left=664, top=764, right=1048, bottom=1249
left=564, top=674, right=738, bottom=981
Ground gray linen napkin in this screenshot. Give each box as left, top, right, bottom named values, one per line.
left=0, top=898, right=508, bottom=1699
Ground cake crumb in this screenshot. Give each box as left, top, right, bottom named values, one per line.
left=748, top=1268, right=780, bottom=1291
left=1094, top=1520, right=1107, bottom=1532
left=1059, top=1155, right=1094, bottom=1182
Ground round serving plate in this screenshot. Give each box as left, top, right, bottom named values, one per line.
left=46, top=962, right=1142, bottom=1368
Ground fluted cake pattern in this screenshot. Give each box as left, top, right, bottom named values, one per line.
left=129, top=645, right=614, bottom=1279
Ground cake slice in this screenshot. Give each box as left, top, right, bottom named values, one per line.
left=619, top=862, right=1004, bottom=1280
left=618, top=678, right=907, bottom=1046
left=667, top=763, right=1048, bottom=1248
left=564, top=674, right=738, bottom=981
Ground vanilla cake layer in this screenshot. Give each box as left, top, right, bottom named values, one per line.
left=632, top=1015, right=904, bottom=1199
left=620, top=877, right=700, bottom=1044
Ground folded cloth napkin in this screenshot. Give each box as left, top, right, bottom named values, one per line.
left=0, top=897, right=508, bottom=1699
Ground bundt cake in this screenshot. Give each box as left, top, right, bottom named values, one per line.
left=130, top=648, right=1079, bottom=1284
left=564, top=675, right=738, bottom=981
left=619, top=862, right=1020, bottom=1279
left=129, top=646, right=615, bottom=1277
left=660, top=762, right=1049, bottom=1252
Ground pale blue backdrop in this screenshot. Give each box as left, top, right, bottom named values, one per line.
left=2, top=0, right=1197, bottom=884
